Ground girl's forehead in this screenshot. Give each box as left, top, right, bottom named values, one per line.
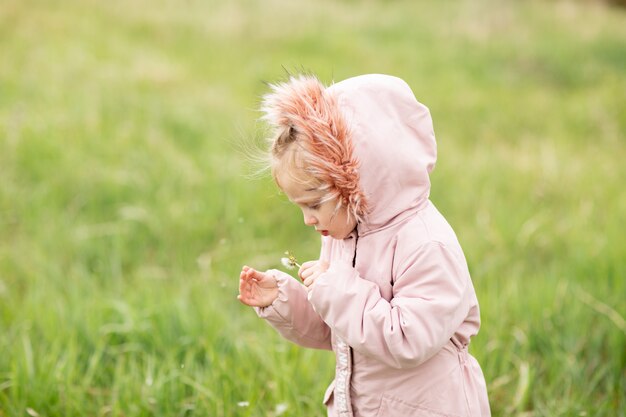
left=276, top=168, right=324, bottom=202
left=275, top=151, right=316, bottom=185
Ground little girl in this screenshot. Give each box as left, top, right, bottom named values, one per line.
left=238, top=74, right=491, bottom=417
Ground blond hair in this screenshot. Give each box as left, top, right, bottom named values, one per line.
left=261, top=74, right=368, bottom=223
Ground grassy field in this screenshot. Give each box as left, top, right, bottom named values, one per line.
left=1, top=0, right=625, bottom=415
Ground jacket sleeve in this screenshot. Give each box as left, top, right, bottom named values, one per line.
left=307, top=242, right=472, bottom=368
left=255, top=269, right=332, bottom=350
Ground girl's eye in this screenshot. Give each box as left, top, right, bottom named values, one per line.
left=307, top=203, right=320, bottom=210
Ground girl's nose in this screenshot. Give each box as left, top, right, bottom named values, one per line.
left=304, top=213, right=317, bottom=226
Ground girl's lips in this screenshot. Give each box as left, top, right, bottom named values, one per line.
left=320, top=230, right=329, bottom=236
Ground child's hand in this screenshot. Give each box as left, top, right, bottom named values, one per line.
left=298, top=260, right=329, bottom=289
left=238, top=266, right=279, bottom=308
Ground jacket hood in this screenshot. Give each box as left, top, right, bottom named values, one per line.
left=328, top=74, right=437, bottom=234
left=261, top=74, right=437, bottom=235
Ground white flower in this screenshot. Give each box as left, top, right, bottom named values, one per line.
left=281, top=251, right=301, bottom=269
left=274, top=403, right=288, bottom=415
left=280, top=257, right=293, bottom=269
left=237, top=401, right=250, bottom=407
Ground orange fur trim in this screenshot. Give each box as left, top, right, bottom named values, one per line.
left=262, top=75, right=368, bottom=222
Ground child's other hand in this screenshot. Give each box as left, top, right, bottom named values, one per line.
left=238, top=266, right=279, bottom=308
left=298, top=260, right=329, bottom=289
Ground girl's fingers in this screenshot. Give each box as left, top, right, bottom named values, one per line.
left=246, top=267, right=265, bottom=281
left=300, top=260, right=317, bottom=268
left=304, top=277, right=315, bottom=287
left=241, top=266, right=254, bottom=282
left=303, top=272, right=319, bottom=287
left=298, top=261, right=315, bottom=275
left=299, top=268, right=308, bottom=280
left=298, top=261, right=317, bottom=280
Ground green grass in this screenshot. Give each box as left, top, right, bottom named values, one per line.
left=1, top=0, right=625, bottom=415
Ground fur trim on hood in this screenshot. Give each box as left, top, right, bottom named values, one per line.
left=261, top=74, right=437, bottom=234
left=261, top=75, right=368, bottom=222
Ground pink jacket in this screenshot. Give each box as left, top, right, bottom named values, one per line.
left=257, top=74, right=491, bottom=417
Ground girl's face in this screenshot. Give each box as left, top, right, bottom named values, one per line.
left=276, top=168, right=357, bottom=240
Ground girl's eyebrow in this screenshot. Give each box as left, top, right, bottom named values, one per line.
left=293, top=196, right=322, bottom=205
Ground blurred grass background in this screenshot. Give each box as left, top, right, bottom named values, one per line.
left=1, top=0, right=625, bottom=416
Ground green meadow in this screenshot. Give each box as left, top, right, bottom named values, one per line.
left=1, top=0, right=625, bottom=415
